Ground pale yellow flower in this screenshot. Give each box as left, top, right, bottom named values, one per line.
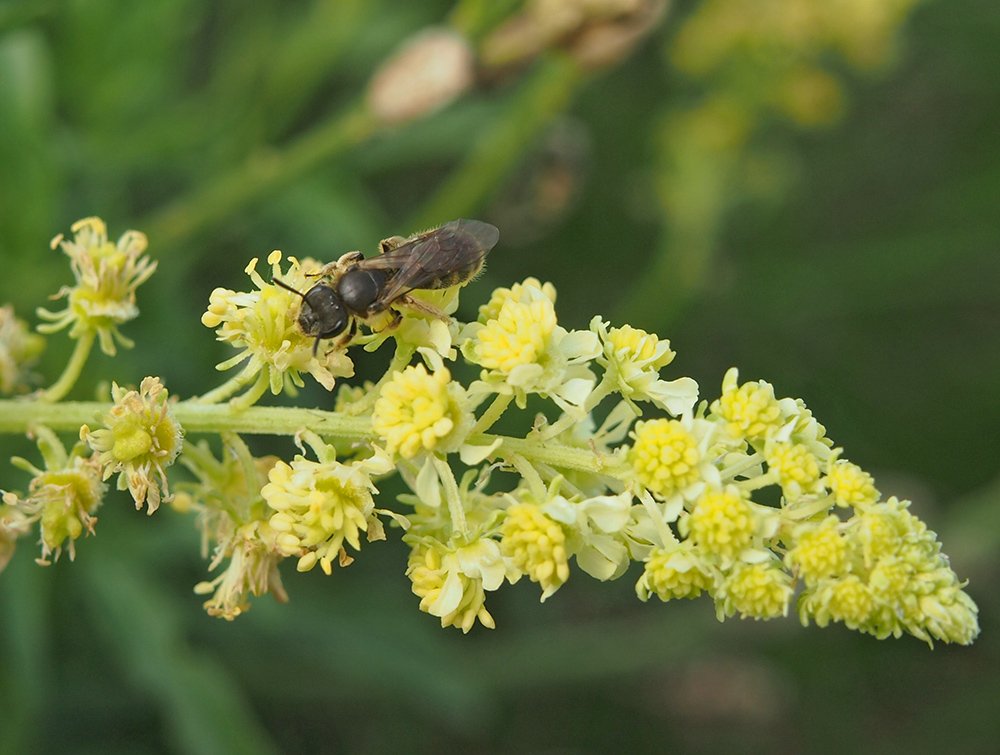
left=37, top=217, right=155, bottom=355
left=500, top=502, right=571, bottom=601
left=372, top=364, right=472, bottom=459
left=83, top=377, right=182, bottom=514
left=201, top=251, right=354, bottom=398
left=0, top=305, right=45, bottom=394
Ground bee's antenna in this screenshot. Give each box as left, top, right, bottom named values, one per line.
left=272, top=277, right=305, bottom=297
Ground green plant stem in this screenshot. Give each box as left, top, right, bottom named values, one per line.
left=469, top=393, right=512, bottom=435
left=405, top=55, right=582, bottom=231
left=192, top=364, right=260, bottom=405
left=433, top=455, right=468, bottom=537
left=0, top=400, right=627, bottom=477
left=141, top=104, right=376, bottom=250
left=36, top=331, right=95, bottom=403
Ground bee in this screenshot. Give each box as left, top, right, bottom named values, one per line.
left=274, top=218, right=500, bottom=354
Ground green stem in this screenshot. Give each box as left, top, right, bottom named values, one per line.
left=405, top=55, right=582, bottom=231
left=230, top=371, right=270, bottom=411
left=719, top=452, right=763, bottom=481
left=507, top=453, right=546, bottom=500
left=639, top=491, right=677, bottom=549
left=433, top=455, right=467, bottom=537
left=37, top=330, right=95, bottom=403
left=0, top=402, right=626, bottom=477
left=486, top=433, right=628, bottom=478
left=191, top=364, right=260, bottom=405
left=470, top=393, right=512, bottom=435
left=736, top=470, right=777, bottom=493
left=0, top=400, right=370, bottom=440
left=142, top=105, right=376, bottom=250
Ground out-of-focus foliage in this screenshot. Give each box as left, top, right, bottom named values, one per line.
left=0, top=0, right=997, bottom=752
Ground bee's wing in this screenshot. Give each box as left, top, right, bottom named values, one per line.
left=359, top=219, right=499, bottom=306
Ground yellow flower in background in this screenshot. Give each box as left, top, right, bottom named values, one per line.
left=0, top=305, right=45, bottom=395
left=83, top=377, right=182, bottom=514
left=37, top=217, right=155, bottom=355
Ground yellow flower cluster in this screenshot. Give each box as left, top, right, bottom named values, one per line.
left=0, top=216, right=978, bottom=649
left=686, top=486, right=758, bottom=562
left=795, top=498, right=979, bottom=645
left=470, top=285, right=557, bottom=373
left=712, top=368, right=783, bottom=442
left=766, top=441, right=823, bottom=500
left=716, top=563, right=793, bottom=621
left=500, top=502, right=571, bottom=601
left=372, top=364, right=472, bottom=459
left=262, top=450, right=391, bottom=574
left=827, top=457, right=879, bottom=508
left=406, top=540, right=503, bottom=633
left=83, top=377, right=183, bottom=514
left=636, top=544, right=713, bottom=602
left=628, top=419, right=701, bottom=499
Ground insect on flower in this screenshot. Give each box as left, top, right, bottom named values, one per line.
left=274, top=219, right=500, bottom=354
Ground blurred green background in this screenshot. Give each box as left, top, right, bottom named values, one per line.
left=1, top=0, right=998, bottom=752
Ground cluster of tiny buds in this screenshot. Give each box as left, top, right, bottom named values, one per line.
left=0, top=217, right=978, bottom=646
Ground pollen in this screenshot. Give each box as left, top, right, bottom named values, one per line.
left=372, top=364, right=471, bottom=459
left=628, top=419, right=701, bottom=498
left=500, top=502, right=571, bottom=601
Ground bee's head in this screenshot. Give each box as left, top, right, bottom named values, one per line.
left=299, top=283, right=349, bottom=339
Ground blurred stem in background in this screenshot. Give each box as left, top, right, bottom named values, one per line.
left=141, top=105, right=377, bottom=251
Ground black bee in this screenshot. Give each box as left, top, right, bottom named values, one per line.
left=274, top=219, right=500, bottom=354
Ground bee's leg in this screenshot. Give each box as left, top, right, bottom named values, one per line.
left=384, top=308, right=403, bottom=330
left=396, top=294, right=451, bottom=322
left=326, top=318, right=358, bottom=352
left=379, top=236, right=407, bottom=255
left=313, top=251, right=364, bottom=278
